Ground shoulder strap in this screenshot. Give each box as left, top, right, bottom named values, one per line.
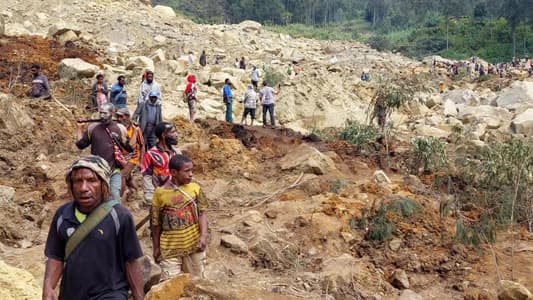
left=176, top=187, right=199, bottom=222
left=65, top=199, right=120, bottom=260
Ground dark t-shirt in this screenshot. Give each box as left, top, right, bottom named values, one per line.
left=76, top=122, right=128, bottom=170
left=44, top=202, right=143, bottom=300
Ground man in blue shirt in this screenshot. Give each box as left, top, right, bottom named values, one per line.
left=110, top=75, right=128, bottom=108
left=222, top=78, right=234, bottom=123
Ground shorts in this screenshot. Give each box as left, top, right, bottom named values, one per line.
left=243, top=108, right=256, bottom=119
left=159, top=251, right=206, bottom=281
left=187, top=99, right=196, bottom=114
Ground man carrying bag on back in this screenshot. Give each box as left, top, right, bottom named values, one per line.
left=42, top=155, right=144, bottom=300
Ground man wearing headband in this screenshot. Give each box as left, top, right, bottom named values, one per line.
left=42, top=155, right=143, bottom=300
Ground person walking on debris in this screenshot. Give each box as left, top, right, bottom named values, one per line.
left=138, top=70, right=161, bottom=104
left=141, top=122, right=180, bottom=206
left=239, top=56, right=246, bottom=70
left=76, top=103, right=132, bottom=201
left=259, top=80, right=277, bottom=128
left=184, top=74, right=198, bottom=122
left=110, top=75, right=128, bottom=109
left=222, top=78, right=234, bottom=123
left=28, top=63, right=50, bottom=99
left=199, top=50, right=207, bottom=67
left=250, top=65, right=259, bottom=91
left=241, top=84, right=257, bottom=126
left=152, top=154, right=209, bottom=281
left=43, top=155, right=144, bottom=300
left=91, top=74, right=109, bottom=110
left=116, top=108, right=145, bottom=202
left=133, top=91, right=163, bottom=149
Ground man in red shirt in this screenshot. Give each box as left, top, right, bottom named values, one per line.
left=141, top=122, right=180, bottom=205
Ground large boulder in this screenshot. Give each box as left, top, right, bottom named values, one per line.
left=0, top=260, right=41, bottom=300
left=279, top=143, right=337, bottom=175
left=443, top=99, right=458, bottom=117
left=443, top=89, right=479, bottom=105
left=125, top=56, right=154, bottom=72
left=498, top=280, right=532, bottom=300
left=495, top=81, right=533, bottom=113
left=220, top=234, right=248, bottom=254
left=0, top=94, right=35, bottom=131
left=238, top=20, right=262, bottom=32
left=511, top=108, right=533, bottom=136
left=58, top=58, right=99, bottom=80
left=457, top=105, right=513, bottom=129
left=153, top=5, right=176, bottom=18
left=4, top=23, right=31, bottom=36
left=56, top=30, right=79, bottom=44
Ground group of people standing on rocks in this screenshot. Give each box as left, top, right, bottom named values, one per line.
left=40, top=46, right=286, bottom=298
left=199, top=50, right=279, bottom=128
left=432, top=56, right=533, bottom=81
left=42, top=67, right=212, bottom=299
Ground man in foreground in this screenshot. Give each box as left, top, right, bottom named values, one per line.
left=42, top=155, right=144, bottom=300
left=152, top=155, right=209, bottom=281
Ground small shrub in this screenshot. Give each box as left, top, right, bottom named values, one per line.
left=365, top=197, right=421, bottom=242
left=263, top=65, right=285, bottom=87
left=411, top=136, right=448, bottom=174
left=389, top=197, right=420, bottom=218
left=340, top=120, right=381, bottom=147
left=368, top=35, right=390, bottom=51
left=367, top=203, right=394, bottom=241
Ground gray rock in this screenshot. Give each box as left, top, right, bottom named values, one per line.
left=58, top=58, right=99, bottom=79
left=397, top=289, right=423, bottom=300
left=153, top=5, right=176, bottom=19
left=457, top=105, right=512, bottom=129
left=279, top=144, right=337, bottom=175
left=0, top=185, right=15, bottom=207
left=443, top=99, right=457, bottom=117
left=373, top=170, right=392, bottom=184
left=391, top=269, right=410, bottom=289
left=238, top=20, right=262, bottom=32
left=57, top=30, right=78, bottom=44
left=511, top=108, right=533, bottom=136
left=495, top=81, right=533, bottom=113
left=220, top=234, right=248, bottom=254
left=125, top=56, right=154, bottom=72
left=48, top=22, right=81, bottom=37
left=139, top=255, right=160, bottom=293
left=498, top=280, right=532, bottom=300
left=389, top=238, right=402, bottom=251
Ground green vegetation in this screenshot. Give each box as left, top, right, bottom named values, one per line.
left=262, top=65, right=285, bottom=88
left=154, top=0, right=533, bottom=62
left=364, top=197, right=421, bottom=242
left=340, top=120, right=381, bottom=147
left=411, top=137, right=448, bottom=174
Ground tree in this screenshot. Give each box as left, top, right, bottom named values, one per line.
left=500, top=0, right=533, bottom=57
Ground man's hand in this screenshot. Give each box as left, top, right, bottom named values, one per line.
left=42, top=287, right=58, bottom=300
left=153, top=247, right=161, bottom=263
left=197, top=234, right=208, bottom=252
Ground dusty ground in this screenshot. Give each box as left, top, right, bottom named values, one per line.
left=0, top=35, right=531, bottom=300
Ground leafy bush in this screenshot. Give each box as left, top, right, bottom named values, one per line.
left=411, top=137, right=448, bottom=174
left=340, top=120, right=381, bottom=147
left=365, top=197, right=421, bottom=242
left=263, top=65, right=285, bottom=87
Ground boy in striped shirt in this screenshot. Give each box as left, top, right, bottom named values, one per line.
left=151, top=155, right=209, bottom=281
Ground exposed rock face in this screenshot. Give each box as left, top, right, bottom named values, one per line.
left=279, top=144, right=337, bottom=175
left=0, top=94, right=35, bottom=131
left=4, top=23, right=32, bottom=36
left=495, top=81, right=533, bottom=113
left=126, top=56, right=155, bottom=73
left=58, top=58, right=99, bottom=79
left=457, top=105, right=513, bottom=129
left=0, top=185, right=15, bottom=206
left=0, top=260, right=41, bottom=300
left=511, top=108, right=533, bottom=136
left=497, top=280, right=532, bottom=300
left=153, top=5, right=176, bottom=19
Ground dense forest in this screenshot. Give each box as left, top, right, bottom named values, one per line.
left=153, top=0, right=533, bottom=62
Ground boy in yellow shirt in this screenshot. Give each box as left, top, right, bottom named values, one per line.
left=151, top=154, right=209, bottom=281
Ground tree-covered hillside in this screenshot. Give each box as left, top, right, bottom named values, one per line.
left=154, top=0, right=533, bottom=62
